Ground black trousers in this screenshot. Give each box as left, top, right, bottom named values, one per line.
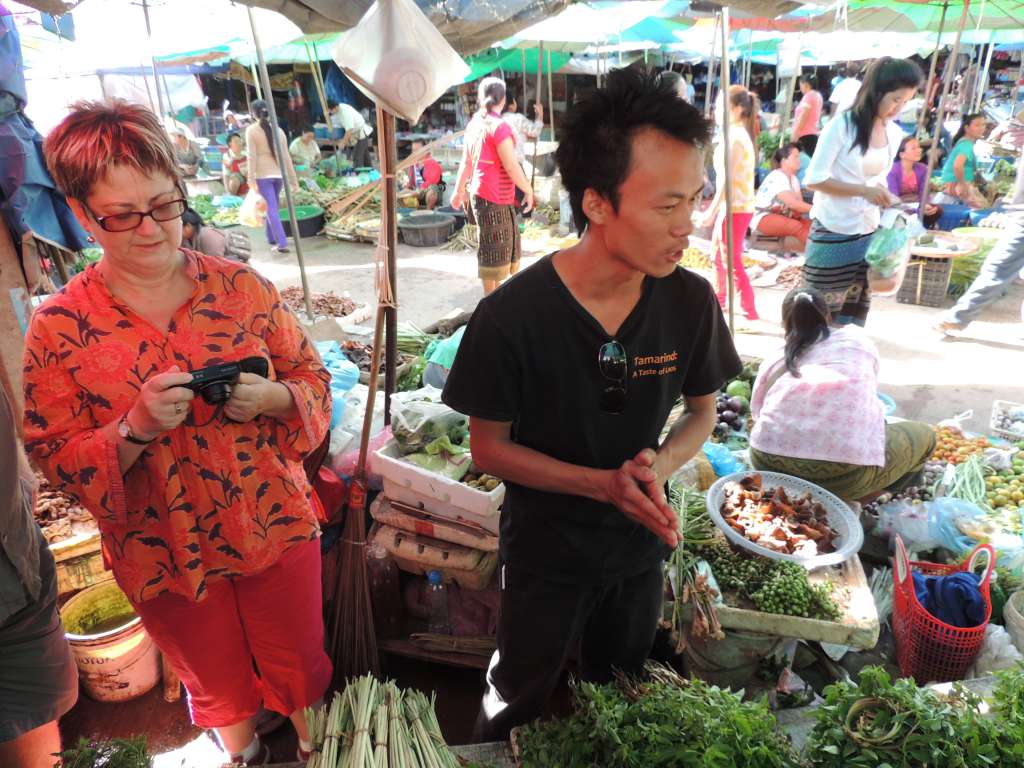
left=472, top=562, right=664, bottom=742
left=351, top=138, right=370, bottom=169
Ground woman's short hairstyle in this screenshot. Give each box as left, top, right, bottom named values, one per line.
left=44, top=99, right=180, bottom=202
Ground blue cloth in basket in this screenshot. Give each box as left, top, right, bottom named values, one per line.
left=912, top=571, right=986, bottom=628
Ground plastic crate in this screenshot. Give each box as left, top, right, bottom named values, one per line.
left=990, top=399, right=1024, bottom=442
left=896, top=254, right=954, bottom=307
left=370, top=439, right=503, bottom=534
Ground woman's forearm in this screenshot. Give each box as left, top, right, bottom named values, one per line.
left=807, top=178, right=866, bottom=198
left=262, top=381, right=298, bottom=420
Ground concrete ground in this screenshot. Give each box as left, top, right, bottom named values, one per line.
left=252, top=226, right=1024, bottom=433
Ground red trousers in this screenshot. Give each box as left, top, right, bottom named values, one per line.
left=755, top=213, right=811, bottom=251
left=713, top=211, right=758, bottom=320
left=131, top=539, right=331, bottom=728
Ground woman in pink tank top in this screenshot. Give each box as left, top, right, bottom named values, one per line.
left=452, top=77, right=536, bottom=295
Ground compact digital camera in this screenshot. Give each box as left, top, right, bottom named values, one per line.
left=185, top=356, right=269, bottom=405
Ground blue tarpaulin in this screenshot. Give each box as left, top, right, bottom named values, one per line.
left=0, top=7, right=88, bottom=252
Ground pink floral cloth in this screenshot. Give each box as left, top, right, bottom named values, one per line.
left=749, top=326, right=885, bottom=466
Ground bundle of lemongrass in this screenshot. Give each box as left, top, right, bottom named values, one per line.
left=304, top=676, right=459, bottom=768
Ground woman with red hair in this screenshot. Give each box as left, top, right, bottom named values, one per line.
left=26, top=100, right=332, bottom=765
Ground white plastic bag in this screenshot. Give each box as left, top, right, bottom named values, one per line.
left=333, top=0, right=470, bottom=124
left=966, top=624, right=1023, bottom=678
left=239, top=189, right=266, bottom=228
left=865, top=209, right=923, bottom=297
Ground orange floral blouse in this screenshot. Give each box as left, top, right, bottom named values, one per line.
left=23, top=251, right=331, bottom=604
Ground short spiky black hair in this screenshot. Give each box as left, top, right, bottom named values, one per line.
left=555, top=67, right=711, bottom=235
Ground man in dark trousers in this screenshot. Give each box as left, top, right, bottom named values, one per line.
left=442, top=68, right=742, bottom=741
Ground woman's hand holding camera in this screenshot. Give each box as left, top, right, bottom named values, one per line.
left=224, top=373, right=281, bottom=423
left=128, top=366, right=195, bottom=440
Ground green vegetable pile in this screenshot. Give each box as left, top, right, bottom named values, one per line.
left=805, top=664, right=1024, bottom=767
left=517, top=662, right=803, bottom=768
left=60, top=736, right=150, bottom=768
left=210, top=208, right=239, bottom=227
left=189, top=193, right=217, bottom=221
left=696, top=542, right=841, bottom=621
left=757, top=132, right=782, bottom=168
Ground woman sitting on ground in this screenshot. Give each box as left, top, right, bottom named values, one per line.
left=748, top=287, right=935, bottom=502
left=751, top=143, right=812, bottom=252
left=937, top=112, right=988, bottom=209
left=886, top=136, right=942, bottom=228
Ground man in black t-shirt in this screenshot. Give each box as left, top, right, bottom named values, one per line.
left=442, top=68, right=742, bottom=742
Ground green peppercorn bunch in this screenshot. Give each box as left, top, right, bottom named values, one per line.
left=696, top=544, right=841, bottom=621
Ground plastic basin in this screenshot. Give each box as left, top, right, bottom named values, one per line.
left=437, top=205, right=468, bottom=232
left=279, top=205, right=325, bottom=238
left=397, top=212, right=456, bottom=247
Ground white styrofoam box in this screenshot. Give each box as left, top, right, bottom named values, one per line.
left=370, top=439, right=503, bottom=535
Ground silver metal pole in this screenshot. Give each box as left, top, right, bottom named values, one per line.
left=140, top=0, right=166, bottom=116
left=705, top=12, right=720, bottom=117
left=922, top=0, right=972, bottom=215
left=720, top=7, right=735, bottom=334
left=547, top=49, right=555, bottom=142
left=918, top=2, right=950, bottom=136
left=246, top=6, right=315, bottom=321
left=975, top=37, right=995, bottom=113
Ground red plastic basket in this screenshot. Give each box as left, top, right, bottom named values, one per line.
left=892, top=535, right=994, bottom=683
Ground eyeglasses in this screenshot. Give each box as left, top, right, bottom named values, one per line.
left=598, top=340, right=628, bottom=415
left=85, top=198, right=187, bottom=233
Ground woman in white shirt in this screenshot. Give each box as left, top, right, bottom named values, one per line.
left=752, top=143, right=812, bottom=251
left=802, top=57, right=923, bottom=327
left=749, top=287, right=936, bottom=502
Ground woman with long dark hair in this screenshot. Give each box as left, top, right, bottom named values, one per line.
left=245, top=99, right=298, bottom=255
left=886, top=135, right=942, bottom=228
left=752, top=143, right=812, bottom=251
left=802, top=57, right=922, bottom=326
left=451, top=77, right=536, bottom=295
left=937, top=112, right=988, bottom=209
left=698, top=85, right=761, bottom=320
left=748, top=287, right=935, bottom=501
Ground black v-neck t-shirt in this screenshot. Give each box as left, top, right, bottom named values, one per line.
left=442, top=256, right=741, bottom=584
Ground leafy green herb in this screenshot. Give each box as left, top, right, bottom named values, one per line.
left=804, top=666, right=1003, bottom=767
left=59, top=736, right=150, bottom=768
left=517, top=662, right=803, bottom=768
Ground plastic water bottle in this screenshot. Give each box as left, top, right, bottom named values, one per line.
left=427, top=570, right=451, bottom=635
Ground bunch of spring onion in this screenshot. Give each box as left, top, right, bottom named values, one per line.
left=666, top=482, right=723, bottom=650
left=304, top=676, right=459, bottom=768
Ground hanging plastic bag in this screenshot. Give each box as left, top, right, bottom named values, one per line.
left=937, top=409, right=975, bottom=435
left=239, top=188, right=266, bottom=228
left=865, top=209, right=921, bottom=297
left=332, top=0, right=470, bottom=125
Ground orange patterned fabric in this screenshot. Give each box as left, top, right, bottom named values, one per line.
left=23, top=251, right=330, bottom=604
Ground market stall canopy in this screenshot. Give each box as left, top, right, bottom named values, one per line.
left=10, top=0, right=303, bottom=76
left=728, top=0, right=1024, bottom=33
left=239, top=0, right=575, bottom=55
left=463, top=47, right=572, bottom=82
left=500, top=0, right=690, bottom=52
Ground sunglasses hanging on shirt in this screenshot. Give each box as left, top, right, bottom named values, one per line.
left=598, top=340, right=628, bottom=415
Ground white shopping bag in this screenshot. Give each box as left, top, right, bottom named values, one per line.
left=333, top=0, right=470, bottom=125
